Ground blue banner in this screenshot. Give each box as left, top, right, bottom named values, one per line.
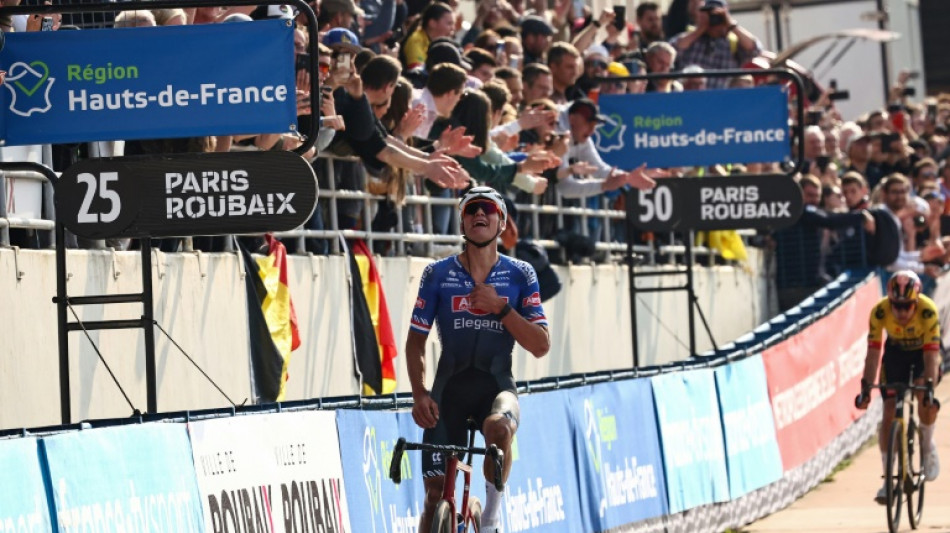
left=41, top=423, right=204, bottom=532
left=594, top=86, right=790, bottom=169
left=0, top=21, right=296, bottom=146
left=336, top=409, right=425, bottom=533
left=569, top=382, right=667, bottom=531
left=499, top=390, right=584, bottom=533
left=714, top=355, right=783, bottom=499
left=0, top=437, right=52, bottom=532
left=651, top=369, right=729, bottom=514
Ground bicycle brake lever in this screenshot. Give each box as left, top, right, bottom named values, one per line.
left=390, top=438, right=407, bottom=484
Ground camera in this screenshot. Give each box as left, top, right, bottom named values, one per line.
left=708, top=13, right=726, bottom=26
left=914, top=215, right=927, bottom=228
left=828, top=90, right=850, bottom=101
left=902, top=86, right=916, bottom=97
left=295, top=53, right=311, bottom=72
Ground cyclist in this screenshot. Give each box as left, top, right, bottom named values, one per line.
left=857, top=270, right=942, bottom=503
left=406, top=186, right=551, bottom=533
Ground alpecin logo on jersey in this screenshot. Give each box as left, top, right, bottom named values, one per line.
left=522, top=292, right=541, bottom=307
left=415, top=297, right=425, bottom=309
left=452, top=295, right=508, bottom=316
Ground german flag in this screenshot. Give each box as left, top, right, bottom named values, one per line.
left=241, top=234, right=301, bottom=402
left=349, top=239, right=397, bottom=395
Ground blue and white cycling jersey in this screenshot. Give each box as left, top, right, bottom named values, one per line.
left=410, top=254, right=548, bottom=402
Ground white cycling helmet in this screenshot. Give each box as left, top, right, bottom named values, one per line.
left=458, top=186, right=507, bottom=248
left=458, top=186, right=508, bottom=223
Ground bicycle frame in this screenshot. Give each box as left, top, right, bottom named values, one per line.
left=857, top=366, right=934, bottom=532
left=390, top=428, right=504, bottom=533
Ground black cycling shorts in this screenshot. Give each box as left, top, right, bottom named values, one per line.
left=879, top=341, right=925, bottom=398
left=421, top=368, right=519, bottom=478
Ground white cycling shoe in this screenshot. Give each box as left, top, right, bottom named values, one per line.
left=923, top=446, right=940, bottom=480
left=874, top=484, right=888, bottom=505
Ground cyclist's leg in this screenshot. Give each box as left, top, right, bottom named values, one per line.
left=878, top=345, right=903, bottom=499
left=478, top=390, right=519, bottom=531
left=481, top=391, right=520, bottom=484
left=910, top=349, right=940, bottom=479
left=420, top=395, right=467, bottom=532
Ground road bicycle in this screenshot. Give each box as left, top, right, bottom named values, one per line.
left=856, top=369, right=935, bottom=533
left=390, top=420, right=505, bottom=533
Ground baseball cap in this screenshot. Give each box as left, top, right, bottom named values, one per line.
left=521, top=15, right=554, bottom=36
left=266, top=4, right=295, bottom=19
left=322, top=27, right=361, bottom=53
left=607, top=62, right=629, bottom=77
left=700, top=0, right=728, bottom=10
left=568, top=98, right=607, bottom=123
left=322, top=0, right=359, bottom=16
left=427, top=41, right=472, bottom=71
left=846, top=132, right=869, bottom=153
left=584, top=44, right=610, bottom=63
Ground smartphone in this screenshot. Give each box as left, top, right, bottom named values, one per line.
left=40, top=16, right=54, bottom=31
left=708, top=12, right=726, bottom=26
left=828, top=90, right=850, bottom=101
left=806, top=110, right=823, bottom=126
left=928, top=103, right=938, bottom=123
left=880, top=133, right=900, bottom=153
left=295, top=53, right=311, bottom=72
left=891, top=110, right=905, bottom=131
left=336, top=53, right=351, bottom=71
left=815, top=155, right=831, bottom=173
left=612, top=5, right=625, bottom=31
left=906, top=71, right=921, bottom=80
left=902, top=86, right=917, bottom=97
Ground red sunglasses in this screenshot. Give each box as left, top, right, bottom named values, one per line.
left=463, top=200, right=500, bottom=216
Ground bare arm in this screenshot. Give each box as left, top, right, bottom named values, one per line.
left=923, top=349, right=941, bottom=384
left=862, top=345, right=881, bottom=385
left=406, top=330, right=439, bottom=428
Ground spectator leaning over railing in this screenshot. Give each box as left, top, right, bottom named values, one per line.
left=556, top=99, right=662, bottom=234
left=669, top=0, right=762, bottom=90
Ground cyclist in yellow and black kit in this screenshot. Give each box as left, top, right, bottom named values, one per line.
left=857, top=270, right=942, bottom=503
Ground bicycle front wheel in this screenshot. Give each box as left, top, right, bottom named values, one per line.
left=907, top=419, right=926, bottom=529
left=886, top=421, right=904, bottom=533
left=465, top=496, right=483, bottom=533
left=431, top=500, right=455, bottom=533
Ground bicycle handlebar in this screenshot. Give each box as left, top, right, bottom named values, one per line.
left=854, top=379, right=935, bottom=409
left=388, top=438, right=505, bottom=492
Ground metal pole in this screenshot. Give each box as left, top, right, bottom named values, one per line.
left=142, top=242, right=157, bottom=414
left=625, top=189, right=639, bottom=368
left=685, top=231, right=697, bottom=357
left=55, top=221, right=71, bottom=424
left=877, top=0, right=891, bottom=104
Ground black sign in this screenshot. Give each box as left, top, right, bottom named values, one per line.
left=628, top=174, right=804, bottom=232
left=56, top=151, right=317, bottom=239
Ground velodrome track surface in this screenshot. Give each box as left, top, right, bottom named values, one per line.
left=746, top=379, right=950, bottom=533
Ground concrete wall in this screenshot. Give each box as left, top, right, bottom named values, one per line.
left=0, top=247, right=769, bottom=430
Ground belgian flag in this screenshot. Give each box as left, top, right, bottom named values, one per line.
left=348, top=239, right=397, bottom=395
left=241, top=234, right=301, bottom=403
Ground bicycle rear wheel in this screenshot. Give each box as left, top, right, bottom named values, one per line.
left=906, top=419, right=926, bottom=529
left=886, top=421, right=904, bottom=533
left=465, top=497, right=482, bottom=533
left=431, top=500, right=455, bottom=533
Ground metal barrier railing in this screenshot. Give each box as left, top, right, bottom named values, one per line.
left=0, top=149, right=732, bottom=266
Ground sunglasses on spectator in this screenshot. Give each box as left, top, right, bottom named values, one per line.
left=892, top=301, right=915, bottom=311
left=318, top=62, right=331, bottom=75
left=463, top=201, right=500, bottom=216
left=586, top=60, right=608, bottom=70
left=921, top=171, right=938, bottom=178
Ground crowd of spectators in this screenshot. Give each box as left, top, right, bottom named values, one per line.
left=6, top=0, right=950, bottom=308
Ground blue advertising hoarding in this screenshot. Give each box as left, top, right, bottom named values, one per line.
left=336, top=409, right=425, bottom=533
left=41, top=423, right=204, bottom=532
left=714, top=354, right=784, bottom=499
left=651, top=369, right=729, bottom=514
left=0, top=437, right=52, bottom=533
left=499, top=389, right=584, bottom=533
left=594, top=86, right=790, bottom=169
left=569, top=381, right=668, bottom=531
left=0, top=21, right=297, bottom=146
